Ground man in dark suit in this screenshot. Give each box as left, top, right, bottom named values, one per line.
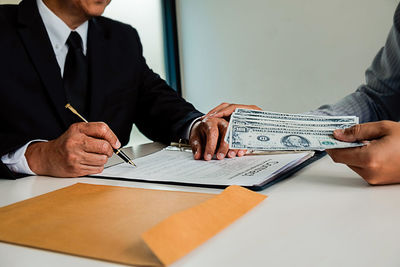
left=0, top=0, right=250, bottom=178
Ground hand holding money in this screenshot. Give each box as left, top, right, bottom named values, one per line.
left=327, top=121, right=400, bottom=185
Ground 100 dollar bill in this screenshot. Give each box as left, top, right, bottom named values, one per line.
left=230, top=115, right=356, bottom=129
left=234, top=108, right=359, bottom=123
left=229, top=124, right=363, bottom=151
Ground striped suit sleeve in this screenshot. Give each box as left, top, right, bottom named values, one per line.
left=311, top=3, right=400, bottom=123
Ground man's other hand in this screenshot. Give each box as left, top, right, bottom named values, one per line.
left=25, top=122, right=120, bottom=177
left=327, top=120, right=400, bottom=185
left=190, top=103, right=261, bottom=161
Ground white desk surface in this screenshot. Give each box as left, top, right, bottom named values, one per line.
left=1, top=143, right=399, bottom=267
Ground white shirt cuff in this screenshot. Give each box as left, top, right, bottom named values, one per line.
left=1, top=140, right=47, bottom=175
left=184, top=117, right=202, bottom=140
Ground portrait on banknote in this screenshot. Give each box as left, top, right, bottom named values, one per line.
left=281, top=135, right=310, bottom=148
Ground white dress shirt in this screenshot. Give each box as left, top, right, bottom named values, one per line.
left=1, top=0, right=88, bottom=175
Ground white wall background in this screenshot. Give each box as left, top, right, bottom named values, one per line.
left=177, top=0, right=399, bottom=114
left=104, top=1, right=163, bottom=145
left=103, top=0, right=166, bottom=80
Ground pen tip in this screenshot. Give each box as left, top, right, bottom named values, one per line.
left=129, top=160, right=137, bottom=167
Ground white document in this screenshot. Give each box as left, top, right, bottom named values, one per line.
left=94, top=149, right=314, bottom=188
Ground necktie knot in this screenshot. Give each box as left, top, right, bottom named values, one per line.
left=67, top=31, right=83, bottom=51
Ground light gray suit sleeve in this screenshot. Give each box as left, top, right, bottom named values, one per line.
left=311, top=6, right=400, bottom=123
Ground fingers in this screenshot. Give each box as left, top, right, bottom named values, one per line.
left=206, top=103, right=230, bottom=117
left=326, top=143, right=375, bottom=168
left=190, top=117, right=249, bottom=161
left=226, top=149, right=246, bottom=157
left=64, top=123, right=116, bottom=176
left=333, top=121, right=393, bottom=142
left=82, top=136, right=114, bottom=157
left=213, top=104, right=261, bottom=118
left=65, top=149, right=108, bottom=177
left=212, top=104, right=238, bottom=118
left=79, top=152, right=109, bottom=167
left=238, top=149, right=246, bottom=157
left=203, top=123, right=219, bottom=161
left=190, top=135, right=203, bottom=160
left=189, top=120, right=203, bottom=160
left=77, top=122, right=121, bottom=149
left=326, top=146, right=369, bottom=167
left=206, top=103, right=262, bottom=118
left=60, top=151, right=106, bottom=177
left=227, top=149, right=238, bottom=158
left=77, top=165, right=105, bottom=176
left=190, top=118, right=230, bottom=160
left=216, top=120, right=229, bottom=160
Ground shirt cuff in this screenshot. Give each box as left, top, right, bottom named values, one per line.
left=1, top=140, right=47, bottom=175
left=183, top=117, right=202, bottom=140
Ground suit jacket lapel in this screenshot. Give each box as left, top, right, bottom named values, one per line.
left=17, top=0, right=70, bottom=129
left=87, top=18, right=111, bottom=122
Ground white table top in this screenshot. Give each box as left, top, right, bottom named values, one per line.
left=1, top=143, right=399, bottom=267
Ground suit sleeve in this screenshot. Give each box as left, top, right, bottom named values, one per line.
left=130, top=28, right=203, bottom=144
left=311, top=4, right=400, bottom=123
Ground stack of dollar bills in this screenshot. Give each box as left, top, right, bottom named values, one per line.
left=225, top=108, right=363, bottom=151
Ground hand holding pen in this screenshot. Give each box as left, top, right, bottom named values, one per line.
left=65, top=104, right=136, bottom=167
left=24, top=104, right=135, bottom=178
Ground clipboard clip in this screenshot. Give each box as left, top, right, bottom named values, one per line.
left=166, top=139, right=192, bottom=152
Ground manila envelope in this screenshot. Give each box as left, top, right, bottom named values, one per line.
left=0, top=183, right=266, bottom=266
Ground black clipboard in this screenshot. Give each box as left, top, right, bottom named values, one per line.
left=248, top=151, right=326, bottom=191
left=94, top=149, right=326, bottom=191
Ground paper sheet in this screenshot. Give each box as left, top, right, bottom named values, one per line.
left=95, top=149, right=313, bottom=187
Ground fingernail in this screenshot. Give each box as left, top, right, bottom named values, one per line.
left=238, top=150, right=244, bottom=156
left=116, top=140, right=121, bottom=148
left=334, top=129, right=345, bottom=136
left=229, top=151, right=235, bottom=157
left=205, top=154, right=212, bottom=160
left=218, top=153, right=225, bottom=159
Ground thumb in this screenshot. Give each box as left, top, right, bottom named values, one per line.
left=333, top=121, right=388, bottom=142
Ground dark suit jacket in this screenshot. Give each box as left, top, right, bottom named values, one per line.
left=0, top=0, right=202, bottom=178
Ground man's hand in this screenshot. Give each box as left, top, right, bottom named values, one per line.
left=327, top=120, right=400, bottom=185
left=190, top=103, right=262, bottom=161
left=190, top=116, right=235, bottom=160
left=25, top=122, right=120, bottom=177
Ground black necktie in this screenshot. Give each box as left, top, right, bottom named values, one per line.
left=63, top=31, right=88, bottom=115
